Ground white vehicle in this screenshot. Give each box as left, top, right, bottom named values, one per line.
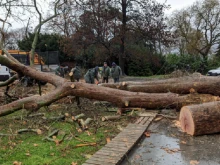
left=0, top=64, right=11, bottom=81
left=207, top=67, right=220, bottom=76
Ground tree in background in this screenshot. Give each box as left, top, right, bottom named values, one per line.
left=18, top=33, right=61, bottom=52
left=53, top=0, right=170, bottom=75
left=170, top=0, right=220, bottom=62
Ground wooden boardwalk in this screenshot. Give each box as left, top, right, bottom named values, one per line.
left=82, top=112, right=158, bottom=165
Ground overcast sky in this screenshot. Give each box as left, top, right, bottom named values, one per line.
left=156, top=0, right=198, bottom=13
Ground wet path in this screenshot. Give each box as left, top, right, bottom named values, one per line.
left=121, top=119, right=220, bottom=165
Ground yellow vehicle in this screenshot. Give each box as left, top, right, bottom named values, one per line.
left=0, top=50, right=44, bottom=65
left=0, top=50, right=48, bottom=86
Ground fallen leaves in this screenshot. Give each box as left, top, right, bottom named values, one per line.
left=190, top=160, right=199, bottom=165
left=116, top=125, right=123, bottom=131
left=13, top=161, right=22, bottom=165
left=154, top=116, right=163, bottom=122
left=85, top=131, right=92, bottom=136
left=25, top=152, right=31, bottom=156
left=75, top=143, right=96, bottom=147
left=36, top=129, right=42, bottom=135
left=50, top=153, right=55, bottom=156
left=77, top=128, right=82, bottom=133
left=33, top=143, right=38, bottom=147
left=144, top=131, right=151, bottom=137
left=172, top=120, right=181, bottom=128
left=161, top=147, right=180, bottom=154
left=134, top=154, right=141, bottom=160
left=84, top=154, right=92, bottom=159
left=106, top=137, right=111, bottom=143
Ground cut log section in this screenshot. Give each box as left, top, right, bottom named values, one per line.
left=179, top=101, right=220, bottom=136
left=102, top=115, right=121, bottom=121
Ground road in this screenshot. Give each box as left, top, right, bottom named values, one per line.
left=121, top=114, right=220, bottom=165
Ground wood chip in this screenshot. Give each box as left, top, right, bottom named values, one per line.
left=70, top=84, right=75, bottom=88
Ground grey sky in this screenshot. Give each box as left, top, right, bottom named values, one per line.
left=156, top=0, right=198, bottom=13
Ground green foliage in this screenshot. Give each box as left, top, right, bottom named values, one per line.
left=207, top=55, right=220, bottom=70
left=164, top=54, right=204, bottom=73
left=126, top=44, right=165, bottom=76
left=128, top=60, right=153, bottom=76
left=18, top=33, right=61, bottom=52
left=17, top=33, right=67, bottom=62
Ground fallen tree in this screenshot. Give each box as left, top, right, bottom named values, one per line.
left=100, top=76, right=220, bottom=95
left=179, top=101, right=220, bottom=136
left=1, top=55, right=220, bottom=116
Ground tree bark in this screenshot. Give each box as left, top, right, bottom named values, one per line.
left=179, top=101, right=220, bottom=136
left=102, top=115, right=121, bottom=121
left=0, top=55, right=219, bottom=117
left=100, top=76, right=220, bottom=95
left=0, top=74, right=18, bottom=87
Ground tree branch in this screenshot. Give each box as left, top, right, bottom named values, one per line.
left=0, top=74, right=18, bottom=87
left=0, top=55, right=65, bottom=87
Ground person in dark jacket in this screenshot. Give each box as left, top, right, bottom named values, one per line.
left=55, top=64, right=65, bottom=78
left=111, top=62, right=122, bottom=83
left=69, top=65, right=81, bottom=82
left=101, top=62, right=110, bottom=83
left=84, top=66, right=99, bottom=84
left=69, top=65, right=81, bottom=105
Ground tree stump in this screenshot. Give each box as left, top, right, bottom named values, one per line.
left=179, top=101, right=220, bottom=136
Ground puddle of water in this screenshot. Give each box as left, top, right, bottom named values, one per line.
left=121, top=120, right=220, bottom=165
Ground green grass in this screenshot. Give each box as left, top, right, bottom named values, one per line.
left=0, top=104, right=126, bottom=165
left=0, top=121, right=106, bottom=165
left=0, top=84, right=135, bottom=165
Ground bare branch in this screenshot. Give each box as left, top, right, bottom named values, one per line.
left=0, top=74, right=18, bottom=87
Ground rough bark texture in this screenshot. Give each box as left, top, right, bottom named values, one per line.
left=100, top=76, right=220, bottom=95
left=179, top=101, right=220, bottom=136
left=0, top=80, right=219, bottom=116
left=0, top=55, right=219, bottom=117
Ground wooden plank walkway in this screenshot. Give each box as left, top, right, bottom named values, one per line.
left=82, top=111, right=158, bottom=165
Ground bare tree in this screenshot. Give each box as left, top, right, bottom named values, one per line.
left=170, top=0, right=220, bottom=60
left=29, top=0, right=63, bottom=66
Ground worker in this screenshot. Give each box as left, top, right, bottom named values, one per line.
left=84, top=66, right=99, bottom=84
left=101, top=62, right=110, bottom=83
left=55, top=64, right=65, bottom=78
left=69, top=65, right=81, bottom=82
left=111, top=62, right=122, bottom=83
left=69, top=64, right=81, bottom=105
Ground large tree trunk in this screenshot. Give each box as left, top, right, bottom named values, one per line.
left=119, top=0, right=127, bottom=75
left=100, top=76, right=220, bottom=95
left=0, top=55, right=219, bottom=117
left=179, top=102, right=220, bottom=136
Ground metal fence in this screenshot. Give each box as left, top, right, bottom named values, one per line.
left=36, top=51, right=60, bottom=65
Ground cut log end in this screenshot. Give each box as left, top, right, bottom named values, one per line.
left=124, top=101, right=129, bottom=107
left=70, top=84, right=75, bottom=89
left=122, top=82, right=127, bottom=86
left=179, top=106, right=195, bottom=136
